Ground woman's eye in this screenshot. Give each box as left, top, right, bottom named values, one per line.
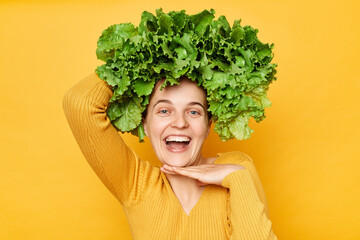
left=159, top=109, right=169, bottom=114
left=189, top=110, right=199, bottom=115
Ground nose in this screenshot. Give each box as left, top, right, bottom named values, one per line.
left=171, top=113, right=189, bottom=129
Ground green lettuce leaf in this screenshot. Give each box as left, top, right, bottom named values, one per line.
left=95, top=8, right=277, bottom=142
left=112, top=98, right=143, bottom=132
left=228, top=114, right=254, bottom=140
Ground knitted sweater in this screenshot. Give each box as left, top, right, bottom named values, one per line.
left=62, top=73, right=278, bottom=240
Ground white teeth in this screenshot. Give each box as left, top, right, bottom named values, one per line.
left=165, top=136, right=190, bottom=142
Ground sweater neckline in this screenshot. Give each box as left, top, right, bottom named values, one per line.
left=161, top=171, right=208, bottom=217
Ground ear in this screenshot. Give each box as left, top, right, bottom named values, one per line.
left=143, top=119, right=148, bottom=137
left=205, top=119, right=212, bottom=138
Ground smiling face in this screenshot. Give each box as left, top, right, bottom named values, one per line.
left=143, top=78, right=211, bottom=167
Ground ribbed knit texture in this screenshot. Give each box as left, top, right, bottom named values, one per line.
left=62, top=73, right=278, bottom=240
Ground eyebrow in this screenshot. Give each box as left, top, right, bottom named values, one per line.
left=153, top=99, right=206, bottom=110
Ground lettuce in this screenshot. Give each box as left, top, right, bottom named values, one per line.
left=95, top=8, right=277, bottom=142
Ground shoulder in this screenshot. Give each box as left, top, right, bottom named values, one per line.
left=215, top=151, right=254, bottom=165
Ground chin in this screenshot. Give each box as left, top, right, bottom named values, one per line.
left=160, top=151, right=198, bottom=167
left=165, top=158, right=191, bottom=167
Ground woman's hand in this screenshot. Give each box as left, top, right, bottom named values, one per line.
left=160, top=164, right=245, bottom=186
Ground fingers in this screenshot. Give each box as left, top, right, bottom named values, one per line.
left=160, top=165, right=208, bottom=186
left=162, top=164, right=209, bottom=172
left=160, top=163, right=240, bottom=186
left=161, top=164, right=176, bottom=173
left=161, top=164, right=200, bottom=179
left=160, top=166, right=177, bottom=175
left=160, top=165, right=190, bottom=175
left=171, top=167, right=202, bottom=180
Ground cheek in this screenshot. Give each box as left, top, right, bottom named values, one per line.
left=192, top=120, right=210, bottom=138
left=146, top=117, right=171, bottom=138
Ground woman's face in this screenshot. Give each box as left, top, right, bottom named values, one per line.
left=143, top=78, right=211, bottom=167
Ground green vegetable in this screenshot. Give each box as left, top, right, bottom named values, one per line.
left=95, top=8, right=277, bottom=142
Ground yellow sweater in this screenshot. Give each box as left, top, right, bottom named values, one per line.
left=62, top=73, right=278, bottom=240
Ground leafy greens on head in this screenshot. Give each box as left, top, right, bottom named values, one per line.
left=95, top=8, right=277, bottom=142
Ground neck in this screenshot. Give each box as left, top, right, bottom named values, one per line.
left=166, top=173, right=204, bottom=202
left=164, top=156, right=208, bottom=201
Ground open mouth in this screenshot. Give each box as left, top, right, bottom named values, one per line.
left=165, top=136, right=191, bottom=150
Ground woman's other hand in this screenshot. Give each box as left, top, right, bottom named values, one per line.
left=160, top=164, right=245, bottom=186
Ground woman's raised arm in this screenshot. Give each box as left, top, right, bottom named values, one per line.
left=62, top=73, right=158, bottom=206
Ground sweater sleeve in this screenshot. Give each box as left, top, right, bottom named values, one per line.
left=62, top=73, right=159, bottom=207
left=218, top=152, right=278, bottom=239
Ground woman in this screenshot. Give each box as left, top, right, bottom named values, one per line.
left=64, top=8, right=278, bottom=239
left=63, top=73, right=278, bottom=239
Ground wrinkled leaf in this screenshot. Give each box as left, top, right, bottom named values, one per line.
left=96, top=8, right=277, bottom=142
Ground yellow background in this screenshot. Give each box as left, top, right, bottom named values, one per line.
left=1, top=0, right=359, bottom=239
